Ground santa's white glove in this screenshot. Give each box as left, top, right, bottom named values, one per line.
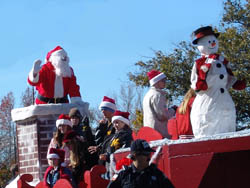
left=32, top=59, right=42, bottom=74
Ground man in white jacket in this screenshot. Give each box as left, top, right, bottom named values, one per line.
left=143, top=70, right=175, bottom=138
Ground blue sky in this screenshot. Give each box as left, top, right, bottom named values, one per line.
left=0, top=0, right=224, bottom=108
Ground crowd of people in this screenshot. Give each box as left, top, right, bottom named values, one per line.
left=44, top=87, right=178, bottom=188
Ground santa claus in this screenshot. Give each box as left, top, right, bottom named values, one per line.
left=28, top=46, right=82, bottom=104
left=190, top=26, right=246, bottom=137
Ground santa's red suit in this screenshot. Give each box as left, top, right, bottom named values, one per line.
left=28, top=46, right=82, bottom=104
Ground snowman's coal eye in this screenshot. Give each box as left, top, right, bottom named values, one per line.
left=208, top=41, right=211, bottom=43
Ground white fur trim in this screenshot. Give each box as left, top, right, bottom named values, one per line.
left=149, top=73, right=166, bottom=86
left=28, top=69, right=39, bottom=83
left=56, top=119, right=72, bottom=128
left=70, top=97, right=82, bottom=103
left=200, top=65, right=208, bottom=73
left=49, top=49, right=64, bottom=61
left=112, top=116, right=130, bottom=126
left=54, top=76, right=64, bottom=98
left=47, top=153, right=60, bottom=159
left=99, top=101, right=116, bottom=111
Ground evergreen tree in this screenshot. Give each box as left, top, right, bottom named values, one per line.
left=129, top=0, right=249, bottom=124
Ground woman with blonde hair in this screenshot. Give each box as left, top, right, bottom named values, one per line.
left=63, top=130, right=90, bottom=186
left=176, top=88, right=196, bottom=138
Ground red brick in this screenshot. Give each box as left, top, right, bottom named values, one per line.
left=33, top=153, right=38, bottom=158
left=20, top=168, right=27, bottom=174
left=19, top=155, right=25, bottom=161
left=27, top=167, right=34, bottom=173
left=33, top=132, right=38, bottom=138
left=23, top=148, right=28, bottom=153
left=40, top=133, right=48, bottom=139
left=40, top=140, right=50, bottom=145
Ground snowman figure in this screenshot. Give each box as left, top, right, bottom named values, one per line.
left=190, top=26, right=246, bottom=138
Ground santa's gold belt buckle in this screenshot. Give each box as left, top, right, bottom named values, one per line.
left=54, top=98, right=57, bottom=104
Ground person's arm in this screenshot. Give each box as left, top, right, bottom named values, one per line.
left=151, top=94, right=168, bottom=121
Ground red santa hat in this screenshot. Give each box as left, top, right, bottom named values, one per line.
left=147, top=70, right=166, bottom=86
left=192, top=26, right=219, bottom=45
left=46, top=46, right=64, bottom=62
left=99, top=96, right=117, bottom=111
left=56, top=114, right=72, bottom=128
left=112, top=110, right=130, bottom=125
left=47, top=148, right=65, bottom=162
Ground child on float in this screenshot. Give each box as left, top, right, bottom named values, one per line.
left=47, top=114, right=73, bottom=167
left=69, top=107, right=95, bottom=145
left=176, top=88, right=196, bottom=139
left=44, top=148, right=75, bottom=188
left=98, top=110, right=133, bottom=179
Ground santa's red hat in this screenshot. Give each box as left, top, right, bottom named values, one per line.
left=192, top=26, right=219, bottom=45
left=99, top=96, right=116, bottom=111
left=46, top=46, right=64, bottom=62
left=56, top=114, right=72, bottom=128
left=147, top=70, right=166, bottom=86
left=112, top=110, right=130, bottom=125
left=47, top=148, right=65, bottom=162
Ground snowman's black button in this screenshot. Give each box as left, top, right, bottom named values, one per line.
left=217, top=63, right=222, bottom=68
left=220, top=74, right=224, bottom=79
left=220, top=88, right=224, bottom=93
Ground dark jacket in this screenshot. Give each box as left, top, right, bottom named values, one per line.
left=95, top=120, right=115, bottom=147
left=107, top=164, right=175, bottom=188
left=73, top=116, right=95, bottom=146
left=73, top=117, right=99, bottom=169
left=99, top=126, right=133, bottom=164
left=44, top=166, right=73, bottom=188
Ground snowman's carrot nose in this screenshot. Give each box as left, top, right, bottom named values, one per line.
left=211, top=42, right=216, bottom=47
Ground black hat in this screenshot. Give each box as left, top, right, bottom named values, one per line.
left=131, top=139, right=155, bottom=153
left=192, top=26, right=219, bottom=45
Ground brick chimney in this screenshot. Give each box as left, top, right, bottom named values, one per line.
left=11, top=103, right=89, bottom=184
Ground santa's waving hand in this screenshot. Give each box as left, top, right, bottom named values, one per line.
left=28, top=46, right=83, bottom=105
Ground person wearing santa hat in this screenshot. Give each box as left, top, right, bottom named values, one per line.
left=190, top=26, right=246, bottom=137
left=47, top=114, right=73, bottom=167
left=88, top=96, right=117, bottom=155
left=28, top=46, right=83, bottom=104
left=98, top=110, right=133, bottom=179
left=143, top=70, right=175, bottom=138
left=44, top=148, right=75, bottom=188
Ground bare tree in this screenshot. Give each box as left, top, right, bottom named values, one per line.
left=20, top=86, right=36, bottom=107
left=0, top=92, right=16, bottom=168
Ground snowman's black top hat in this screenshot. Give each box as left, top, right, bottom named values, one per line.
left=192, top=26, right=219, bottom=45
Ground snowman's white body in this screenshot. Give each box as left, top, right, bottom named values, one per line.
left=190, top=35, right=236, bottom=137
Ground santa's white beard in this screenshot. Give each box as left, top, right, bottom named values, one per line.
left=52, top=59, right=72, bottom=77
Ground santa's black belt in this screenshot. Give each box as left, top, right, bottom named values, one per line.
left=37, top=94, right=69, bottom=104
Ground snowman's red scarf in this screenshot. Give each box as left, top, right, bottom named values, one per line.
left=195, top=53, right=234, bottom=91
